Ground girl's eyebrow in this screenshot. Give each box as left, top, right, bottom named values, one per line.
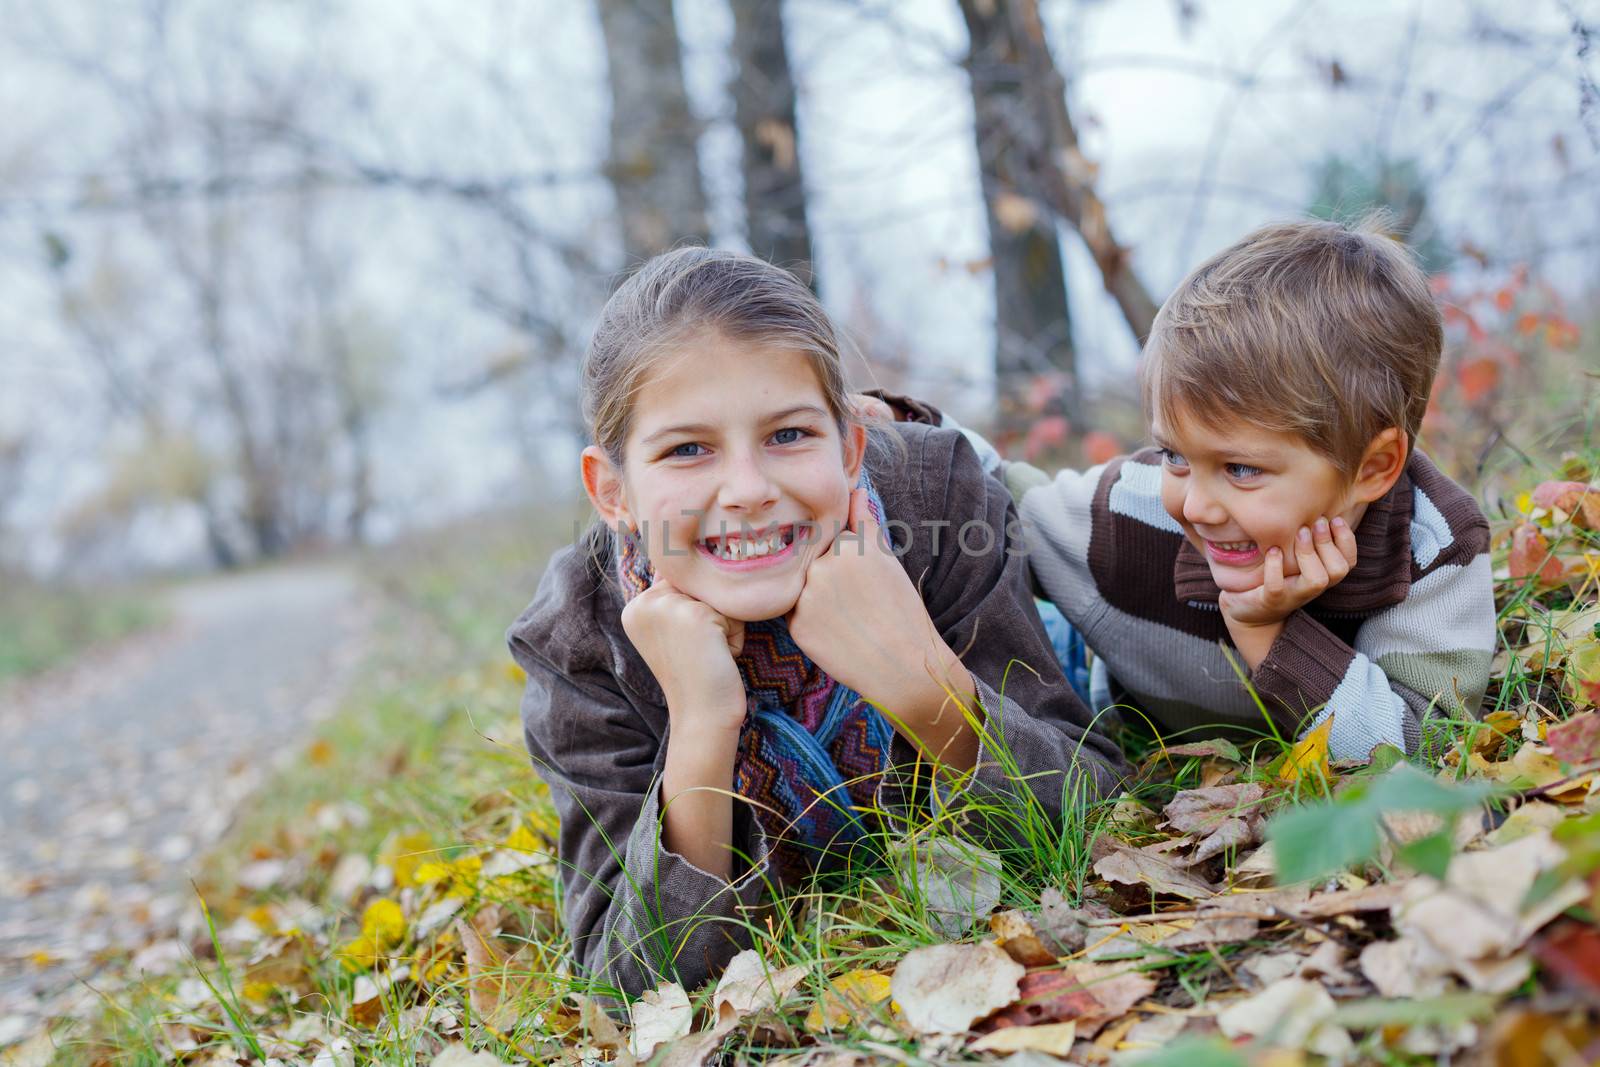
left=639, top=405, right=830, bottom=448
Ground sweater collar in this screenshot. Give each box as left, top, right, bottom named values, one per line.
left=1172, top=463, right=1416, bottom=615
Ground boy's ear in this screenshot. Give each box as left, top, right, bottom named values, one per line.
left=1350, top=427, right=1409, bottom=505
left=581, top=445, right=633, bottom=528
left=842, top=420, right=868, bottom=482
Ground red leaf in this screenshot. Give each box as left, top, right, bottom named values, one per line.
left=1516, top=312, right=1542, bottom=336
left=1023, top=416, right=1070, bottom=460
left=1533, top=921, right=1600, bottom=996
left=1457, top=357, right=1500, bottom=405
left=1548, top=712, right=1600, bottom=766
left=1508, top=522, right=1565, bottom=586
left=1531, top=481, right=1600, bottom=529
left=1082, top=431, right=1121, bottom=466
left=1495, top=288, right=1516, bottom=312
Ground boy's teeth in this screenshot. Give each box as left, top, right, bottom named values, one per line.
left=711, top=531, right=785, bottom=561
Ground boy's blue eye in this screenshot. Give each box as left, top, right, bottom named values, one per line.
left=771, top=427, right=811, bottom=445
left=1225, top=462, right=1263, bottom=479
left=668, top=442, right=703, bottom=458
left=1158, top=447, right=1188, bottom=469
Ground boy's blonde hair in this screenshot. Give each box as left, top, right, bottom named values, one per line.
left=1142, top=215, right=1443, bottom=479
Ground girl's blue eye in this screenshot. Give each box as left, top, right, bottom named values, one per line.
left=1225, top=462, right=1263, bottom=479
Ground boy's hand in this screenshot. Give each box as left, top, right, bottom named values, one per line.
left=1219, top=517, right=1357, bottom=668
left=621, top=575, right=748, bottom=730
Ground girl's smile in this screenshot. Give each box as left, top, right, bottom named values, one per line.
left=582, top=330, right=866, bottom=622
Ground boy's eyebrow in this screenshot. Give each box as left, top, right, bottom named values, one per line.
left=639, top=405, right=831, bottom=447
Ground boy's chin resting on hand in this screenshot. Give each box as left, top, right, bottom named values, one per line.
left=1217, top=517, right=1358, bottom=669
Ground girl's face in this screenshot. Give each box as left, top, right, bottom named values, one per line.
left=583, top=330, right=866, bottom=623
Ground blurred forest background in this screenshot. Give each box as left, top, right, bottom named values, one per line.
left=2, top=0, right=1598, bottom=583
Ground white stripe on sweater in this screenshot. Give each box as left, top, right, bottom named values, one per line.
left=1107, top=460, right=1184, bottom=535
left=1409, top=486, right=1453, bottom=568
left=1311, top=655, right=1410, bottom=760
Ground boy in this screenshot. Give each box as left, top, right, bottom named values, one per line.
left=868, top=217, right=1496, bottom=761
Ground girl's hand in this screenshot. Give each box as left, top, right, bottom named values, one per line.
left=621, top=574, right=748, bottom=730
left=786, top=488, right=972, bottom=722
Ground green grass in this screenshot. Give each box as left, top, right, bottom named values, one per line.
left=0, top=572, right=166, bottom=682
left=35, top=413, right=1600, bottom=1065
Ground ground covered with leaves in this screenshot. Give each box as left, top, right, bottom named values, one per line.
left=11, top=454, right=1600, bottom=1067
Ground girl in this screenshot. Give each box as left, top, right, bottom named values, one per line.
left=506, top=248, right=1126, bottom=1003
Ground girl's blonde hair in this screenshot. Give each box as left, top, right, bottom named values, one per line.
left=582, top=246, right=894, bottom=467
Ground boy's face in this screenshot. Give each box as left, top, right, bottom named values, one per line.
left=1152, top=408, right=1364, bottom=595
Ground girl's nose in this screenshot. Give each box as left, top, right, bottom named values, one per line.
left=718, top=450, right=779, bottom=512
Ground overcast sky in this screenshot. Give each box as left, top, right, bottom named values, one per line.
left=2, top=0, right=1596, bottom=573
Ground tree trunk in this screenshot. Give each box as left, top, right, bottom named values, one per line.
left=596, top=0, right=711, bottom=263
left=958, top=0, right=1078, bottom=434
left=730, top=1, right=814, bottom=284
left=1007, top=0, right=1159, bottom=343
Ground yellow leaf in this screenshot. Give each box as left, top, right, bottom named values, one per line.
left=803, top=969, right=893, bottom=1033
left=379, top=830, right=433, bottom=889
left=970, top=1021, right=1077, bottom=1054
left=1279, top=718, right=1332, bottom=783
left=503, top=822, right=543, bottom=854
left=360, top=898, right=406, bottom=950
left=1516, top=490, right=1534, bottom=516
left=337, top=933, right=377, bottom=972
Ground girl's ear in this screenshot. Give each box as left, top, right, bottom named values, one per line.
left=1350, top=427, right=1408, bottom=505
left=581, top=445, right=634, bottom=528
left=842, top=420, right=868, bottom=482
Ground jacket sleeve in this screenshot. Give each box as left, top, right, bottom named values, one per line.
left=511, top=646, right=775, bottom=1004
left=1250, top=553, right=1497, bottom=760
left=916, top=431, right=1130, bottom=825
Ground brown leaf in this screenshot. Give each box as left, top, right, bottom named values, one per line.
left=454, top=918, right=537, bottom=1030
left=1531, top=480, right=1600, bottom=529
left=989, top=887, right=1089, bottom=965
left=1093, top=843, right=1216, bottom=900
left=1162, top=783, right=1265, bottom=835
left=1158, top=915, right=1259, bottom=949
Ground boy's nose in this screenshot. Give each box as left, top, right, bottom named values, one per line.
left=1180, top=482, right=1227, bottom=527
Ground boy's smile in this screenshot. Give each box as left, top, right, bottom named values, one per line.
left=588, top=331, right=864, bottom=622
left=1152, top=409, right=1368, bottom=595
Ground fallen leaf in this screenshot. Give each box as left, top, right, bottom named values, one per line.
left=968, top=1021, right=1077, bottom=1054
left=912, top=838, right=1004, bottom=938
left=977, top=961, right=1155, bottom=1039
left=1358, top=939, right=1451, bottom=999
left=804, top=969, right=893, bottom=1033
left=1279, top=718, right=1332, bottom=783
left=453, top=918, right=538, bottom=1030
left=1215, top=978, right=1354, bottom=1057
left=890, top=941, right=1024, bottom=1035
left=430, top=1045, right=507, bottom=1067
left=1508, top=522, right=1565, bottom=586
left=1159, top=738, right=1243, bottom=762
left=712, top=949, right=807, bottom=1024
left=989, top=887, right=1088, bottom=965
left=629, top=982, right=693, bottom=1060
left=1158, top=914, right=1259, bottom=949
left=1549, top=711, right=1600, bottom=766
left=1093, top=843, right=1216, bottom=900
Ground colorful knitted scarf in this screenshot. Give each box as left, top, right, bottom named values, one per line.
left=614, top=471, right=895, bottom=885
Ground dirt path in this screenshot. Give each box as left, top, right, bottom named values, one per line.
left=0, top=562, right=373, bottom=1038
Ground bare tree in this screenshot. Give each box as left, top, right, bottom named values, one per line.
left=596, top=0, right=711, bottom=262
left=1005, top=0, right=1161, bottom=343
left=958, top=0, right=1077, bottom=432
left=730, top=2, right=815, bottom=282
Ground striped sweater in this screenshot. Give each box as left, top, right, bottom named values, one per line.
left=866, top=392, right=1499, bottom=760
left=1005, top=447, right=1496, bottom=759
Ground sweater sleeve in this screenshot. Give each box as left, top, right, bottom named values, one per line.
left=1249, top=553, right=1497, bottom=760
left=918, top=432, right=1129, bottom=824
left=512, top=649, right=775, bottom=1005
